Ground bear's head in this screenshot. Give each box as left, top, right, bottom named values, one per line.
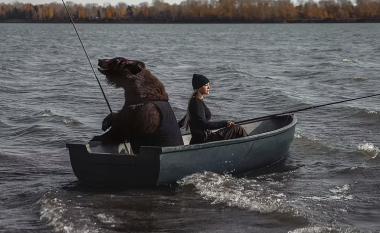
left=98, top=57, right=168, bottom=102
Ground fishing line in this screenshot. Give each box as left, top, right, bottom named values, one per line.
left=238, top=92, right=380, bottom=124
left=62, top=0, right=112, bottom=114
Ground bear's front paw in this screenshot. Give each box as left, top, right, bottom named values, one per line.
left=102, top=113, right=114, bottom=131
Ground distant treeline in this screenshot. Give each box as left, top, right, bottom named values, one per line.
left=1, top=0, right=380, bottom=23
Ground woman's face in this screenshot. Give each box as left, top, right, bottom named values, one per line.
left=198, top=83, right=210, bottom=95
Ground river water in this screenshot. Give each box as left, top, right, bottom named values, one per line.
left=0, top=23, right=379, bottom=232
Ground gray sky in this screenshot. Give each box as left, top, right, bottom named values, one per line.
left=1, top=0, right=182, bottom=6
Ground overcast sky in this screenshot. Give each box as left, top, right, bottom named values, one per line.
left=1, top=0, right=183, bottom=6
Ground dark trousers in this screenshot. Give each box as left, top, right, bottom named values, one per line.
left=190, top=125, right=248, bottom=144
left=205, top=125, right=248, bottom=142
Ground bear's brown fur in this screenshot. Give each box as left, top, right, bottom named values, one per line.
left=92, top=57, right=169, bottom=145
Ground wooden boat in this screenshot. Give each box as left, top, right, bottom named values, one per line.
left=66, top=114, right=297, bottom=187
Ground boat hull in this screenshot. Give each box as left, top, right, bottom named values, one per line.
left=66, top=115, right=297, bottom=187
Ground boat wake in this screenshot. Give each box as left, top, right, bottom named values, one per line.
left=179, top=171, right=364, bottom=232
left=38, top=191, right=101, bottom=233
left=178, top=171, right=294, bottom=214
left=289, top=226, right=357, bottom=233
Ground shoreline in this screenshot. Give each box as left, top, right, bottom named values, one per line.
left=1, top=19, right=380, bottom=24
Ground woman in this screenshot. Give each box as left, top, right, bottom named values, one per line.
left=178, top=74, right=248, bottom=144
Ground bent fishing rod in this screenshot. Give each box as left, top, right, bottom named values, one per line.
left=62, top=0, right=112, bottom=114
left=237, top=92, right=380, bottom=125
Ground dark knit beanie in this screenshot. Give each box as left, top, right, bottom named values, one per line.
left=192, top=74, right=210, bottom=90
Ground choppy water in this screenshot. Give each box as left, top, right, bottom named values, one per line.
left=0, top=23, right=379, bottom=233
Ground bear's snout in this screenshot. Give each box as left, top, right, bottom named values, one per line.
left=98, top=59, right=109, bottom=70
left=98, top=59, right=112, bottom=76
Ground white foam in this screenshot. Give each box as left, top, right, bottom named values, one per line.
left=366, top=110, right=378, bottom=114
left=63, top=117, right=79, bottom=125
left=299, top=184, right=353, bottom=203
left=301, top=195, right=353, bottom=201
left=294, top=131, right=302, bottom=138
left=294, top=131, right=317, bottom=141
left=357, top=141, right=379, bottom=158
left=42, top=110, right=53, bottom=117
left=38, top=192, right=99, bottom=233
left=179, top=172, right=288, bottom=213
left=343, top=58, right=357, bottom=63
left=289, top=226, right=355, bottom=233
left=299, top=184, right=352, bottom=202
left=329, top=184, right=350, bottom=194
left=289, top=226, right=333, bottom=233
left=39, top=193, right=72, bottom=232
left=96, top=213, right=118, bottom=224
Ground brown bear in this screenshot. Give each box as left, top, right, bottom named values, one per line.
left=91, top=57, right=184, bottom=154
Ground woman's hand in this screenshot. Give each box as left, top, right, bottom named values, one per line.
left=227, top=121, right=235, bottom=127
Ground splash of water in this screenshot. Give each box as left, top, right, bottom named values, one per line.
left=63, top=117, right=79, bottom=125
left=42, top=110, right=53, bottom=117
left=357, top=141, right=379, bottom=159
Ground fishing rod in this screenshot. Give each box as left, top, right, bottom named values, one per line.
left=237, top=92, right=380, bottom=125
left=62, top=0, right=112, bottom=114
left=62, top=0, right=131, bottom=152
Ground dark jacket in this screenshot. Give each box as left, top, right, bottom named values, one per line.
left=179, top=97, right=227, bottom=144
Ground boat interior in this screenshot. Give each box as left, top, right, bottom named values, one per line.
left=87, top=115, right=294, bottom=155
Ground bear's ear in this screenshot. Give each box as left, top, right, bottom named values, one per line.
left=119, top=59, right=145, bottom=75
